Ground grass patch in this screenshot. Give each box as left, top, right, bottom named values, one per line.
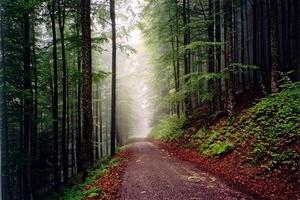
left=45, top=157, right=120, bottom=200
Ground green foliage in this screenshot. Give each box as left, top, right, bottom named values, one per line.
left=210, top=141, right=234, bottom=156
left=197, top=130, right=235, bottom=156
left=245, top=82, right=300, bottom=140
left=226, top=113, right=236, bottom=126
left=238, top=82, right=300, bottom=167
left=45, top=157, right=120, bottom=200
left=252, top=143, right=266, bottom=162
left=232, top=63, right=258, bottom=73
left=150, top=114, right=187, bottom=142
left=84, top=187, right=102, bottom=198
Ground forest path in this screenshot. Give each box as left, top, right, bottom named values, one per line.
left=119, top=141, right=254, bottom=200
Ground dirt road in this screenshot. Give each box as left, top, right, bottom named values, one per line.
left=119, top=141, right=254, bottom=200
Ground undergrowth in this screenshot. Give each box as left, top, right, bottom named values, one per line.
left=153, top=82, right=300, bottom=169
left=150, top=114, right=187, bottom=142
left=45, top=157, right=120, bottom=200
left=238, top=82, right=300, bottom=169
left=199, top=81, right=300, bottom=167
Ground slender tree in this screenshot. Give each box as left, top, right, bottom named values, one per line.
left=268, top=0, right=280, bottom=93
left=49, top=0, right=60, bottom=190
left=110, top=0, right=117, bottom=156
left=224, top=0, right=235, bottom=114
left=57, top=0, right=68, bottom=183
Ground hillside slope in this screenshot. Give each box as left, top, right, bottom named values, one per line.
left=151, top=82, right=300, bottom=200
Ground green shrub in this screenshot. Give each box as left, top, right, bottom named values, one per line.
left=150, top=114, right=187, bottom=142
left=246, top=82, right=300, bottom=140
left=240, top=82, right=300, bottom=167
left=200, top=141, right=234, bottom=156
left=210, top=141, right=234, bottom=156
left=252, top=143, right=265, bottom=162
left=84, top=187, right=102, bottom=198
left=45, top=158, right=120, bottom=200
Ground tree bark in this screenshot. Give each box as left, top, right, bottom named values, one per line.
left=49, top=0, right=60, bottom=190
left=57, top=0, right=68, bottom=183
left=268, top=0, right=280, bottom=93
left=81, top=0, right=93, bottom=171
left=208, top=0, right=215, bottom=113
left=110, top=0, right=117, bottom=156
left=215, top=0, right=222, bottom=111
left=224, top=0, right=235, bottom=114
left=22, top=1, right=33, bottom=198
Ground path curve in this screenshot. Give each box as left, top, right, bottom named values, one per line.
left=119, top=141, right=254, bottom=200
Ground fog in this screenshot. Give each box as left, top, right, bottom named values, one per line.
left=120, top=29, right=153, bottom=138
left=93, top=0, right=153, bottom=139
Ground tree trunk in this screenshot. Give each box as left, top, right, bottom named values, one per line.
left=224, top=0, right=235, bottom=114
left=31, top=22, right=38, bottom=200
left=99, top=88, right=103, bottom=157
left=215, top=0, right=222, bottom=111
left=183, top=0, right=190, bottom=118
left=175, top=0, right=180, bottom=117
left=252, top=0, right=259, bottom=89
left=268, top=0, right=280, bottom=93
left=81, top=0, right=93, bottom=171
left=110, top=0, right=117, bottom=157
left=76, top=48, right=82, bottom=173
left=50, top=0, right=59, bottom=190
left=1, top=10, right=11, bottom=200
left=57, top=0, right=68, bottom=183
left=240, top=0, right=246, bottom=91
left=208, top=0, right=215, bottom=114
left=22, top=1, right=33, bottom=198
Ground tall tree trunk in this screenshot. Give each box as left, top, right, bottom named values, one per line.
left=208, top=0, right=215, bottom=114
left=1, top=10, right=11, bottom=200
left=295, top=0, right=300, bottom=80
left=81, top=0, right=93, bottom=172
left=215, top=0, right=222, bottom=111
left=224, top=0, right=235, bottom=114
left=95, top=88, right=100, bottom=160
left=240, top=0, right=246, bottom=91
left=268, top=0, right=280, bottom=93
left=183, top=0, right=190, bottom=118
left=31, top=22, right=38, bottom=200
left=99, top=89, right=103, bottom=157
left=57, top=0, right=68, bottom=183
left=252, top=0, right=259, bottom=88
left=175, top=0, right=180, bottom=117
left=110, top=0, right=117, bottom=156
left=49, top=0, right=59, bottom=190
left=22, top=1, right=33, bottom=198
left=76, top=52, right=82, bottom=173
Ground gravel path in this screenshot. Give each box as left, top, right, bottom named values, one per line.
left=119, top=141, right=254, bottom=200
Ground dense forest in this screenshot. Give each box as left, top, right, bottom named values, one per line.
left=0, top=0, right=299, bottom=199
